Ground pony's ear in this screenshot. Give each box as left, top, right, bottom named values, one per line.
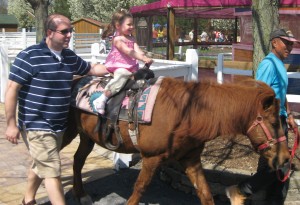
left=262, top=95, right=275, bottom=111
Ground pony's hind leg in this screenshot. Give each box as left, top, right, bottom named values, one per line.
left=72, top=133, right=95, bottom=201
left=127, top=156, right=162, bottom=205
left=184, top=161, right=214, bottom=205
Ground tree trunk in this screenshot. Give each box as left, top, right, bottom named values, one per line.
left=252, top=0, right=279, bottom=73
left=27, top=0, right=49, bottom=43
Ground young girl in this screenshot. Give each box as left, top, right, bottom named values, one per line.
left=93, top=9, right=153, bottom=115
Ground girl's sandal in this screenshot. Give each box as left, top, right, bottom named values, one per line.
left=22, top=198, right=37, bottom=205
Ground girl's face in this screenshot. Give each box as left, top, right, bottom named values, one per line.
left=117, top=17, right=134, bottom=36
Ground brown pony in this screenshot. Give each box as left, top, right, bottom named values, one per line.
left=61, top=77, right=290, bottom=205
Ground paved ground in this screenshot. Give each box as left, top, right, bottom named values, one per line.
left=0, top=102, right=116, bottom=205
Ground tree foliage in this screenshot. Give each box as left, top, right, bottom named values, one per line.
left=211, top=19, right=237, bottom=34
left=0, top=0, right=8, bottom=13
left=67, top=0, right=147, bottom=22
left=8, top=0, right=35, bottom=29
left=49, top=0, right=71, bottom=19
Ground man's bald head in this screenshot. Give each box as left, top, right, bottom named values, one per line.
left=44, top=14, right=71, bottom=36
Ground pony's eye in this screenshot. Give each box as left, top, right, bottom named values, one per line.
left=271, top=122, right=279, bottom=128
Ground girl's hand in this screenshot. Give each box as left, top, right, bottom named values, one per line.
left=143, top=57, right=153, bottom=65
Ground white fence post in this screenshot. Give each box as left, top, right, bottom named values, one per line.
left=22, top=28, right=27, bottom=49
left=176, top=38, right=183, bottom=60
left=91, top=43, right=99, bottom=64
left=0, top=46, right=9, bottom=103
left=217, top=53, right=224, bottom=84
left=185, top=49, right=199, bottom=82
left=1, top=28, right=5, bottom=42
left=69, top=32, right=74, bottom=51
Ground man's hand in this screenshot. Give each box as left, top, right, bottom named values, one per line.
left=6, top=125, right=20, bottom=144
left=287, top=114, right=298, bottom=129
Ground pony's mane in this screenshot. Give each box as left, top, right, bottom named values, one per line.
left=159, top=77, right=274, bottom=140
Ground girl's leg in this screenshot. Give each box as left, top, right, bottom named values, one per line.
left=107, top=68, right=132, bottom=95
left=93, top=68, right=132, bottom=114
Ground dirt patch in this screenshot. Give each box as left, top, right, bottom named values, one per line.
left=201, top=135, right=259, bottom=173
left=201, top=130, right=300, bottom=174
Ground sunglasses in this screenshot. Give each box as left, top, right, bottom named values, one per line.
left=51, top=28, right=73, bottom=35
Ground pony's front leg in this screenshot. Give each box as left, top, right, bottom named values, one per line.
left=127, top=156, right=161, bottom=205
left=73, top=134, right=95, bottom=204
left=185, top=162, right=214, bottom=205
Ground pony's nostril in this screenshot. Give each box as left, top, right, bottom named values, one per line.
left=284, top=158, right=290, bottom=165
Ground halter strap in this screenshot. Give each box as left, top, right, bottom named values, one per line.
left=247, top=115, right=287, bottom=152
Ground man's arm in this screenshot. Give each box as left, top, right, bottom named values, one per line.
left=88, top=63, right=109, bottom=76
left=5, top=80, right=22, bottom=144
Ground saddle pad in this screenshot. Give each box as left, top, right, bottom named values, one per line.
left=71, top=76, right=164, bottom=123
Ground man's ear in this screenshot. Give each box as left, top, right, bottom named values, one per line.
left=46, top=29, right=52, bottom=37
left=271, top=38, right=278, bottom=47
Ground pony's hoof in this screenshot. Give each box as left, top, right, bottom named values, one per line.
left=79, top=195, right=93, bottom=205
left=226, top=185, right=246, bottom=205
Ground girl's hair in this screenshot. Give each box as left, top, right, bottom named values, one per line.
left=102, top=9, right=133, bottom=39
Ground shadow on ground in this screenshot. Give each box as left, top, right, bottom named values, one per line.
left=40, top=168, right=230, bottom=205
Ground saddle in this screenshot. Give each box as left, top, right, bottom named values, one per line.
left=98, top=65, right=156, bottom=150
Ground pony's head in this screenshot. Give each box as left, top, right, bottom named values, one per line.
left=245, top=80, right=290, bottom=170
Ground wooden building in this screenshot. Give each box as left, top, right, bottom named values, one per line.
left=0, top=14, right=18, bottom=32
left=71, top=18, right=107, bottom=33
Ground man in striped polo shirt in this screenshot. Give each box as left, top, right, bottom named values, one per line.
left=5, top=14, right=108, bottom=205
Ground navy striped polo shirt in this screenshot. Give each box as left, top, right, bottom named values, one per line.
left=9, top=39, right=91, bottom=132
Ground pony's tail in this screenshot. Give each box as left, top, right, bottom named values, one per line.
left=102, top=23, right=114, bottom=39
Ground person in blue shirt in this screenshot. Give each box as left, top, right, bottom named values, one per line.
left=226, top=28, right=299, bottom=205
left=5, top=14, right=108, bottom=205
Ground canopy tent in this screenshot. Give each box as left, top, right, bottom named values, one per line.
left=131, top=0, right=300, bottom=18
left=130, top=0, right=300, bottom=59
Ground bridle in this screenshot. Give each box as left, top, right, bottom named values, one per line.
left=277, top=127, right=299, bottom=182
left=247, top=115, right=287, bottom=152
left=247, top=114, right=300, bottom=182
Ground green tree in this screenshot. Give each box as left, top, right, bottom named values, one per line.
left=67, top=0, right=147, bottom=22
left=26, top=0, right=50, bottom=42
left=50, top=0, right=71, bottom=19
left=252, top=0, right=279, bottom=71
left=0, top=0, right=8, bottom=13
left=8, top=0, right=35, bottom=29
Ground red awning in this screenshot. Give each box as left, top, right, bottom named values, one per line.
left=130, top=0, right=300, bottom=19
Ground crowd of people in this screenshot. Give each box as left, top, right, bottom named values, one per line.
left=181, top=29, right=232, bottom=43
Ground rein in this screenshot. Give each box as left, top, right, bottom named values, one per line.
left=277, top=127, right=300, bottom=182
left=247, top=115, right=287, bottom=152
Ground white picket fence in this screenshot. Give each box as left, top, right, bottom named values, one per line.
left=0, top=28, right=103, bottom=55
left=0, top=28, right=36, bottom=55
